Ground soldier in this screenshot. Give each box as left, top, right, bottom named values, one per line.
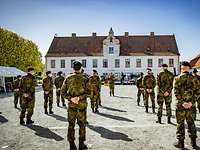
left=156, top=64, right=174, bottom=124
left=42, top=71, right=54, bottom=114
left=89, top=70, right=101, bottom=113
left=143, top=68, right=156, bottom=113
left=54, top=71, right=66, bottom=107
left=13, top=75, right=22, bottom=108
left=61, top=61, right=90, bottom=150
left=108, top=72, right=115, bottom=96
left=19, top=67, right=36, bottom=125
left=173, top=61, right=199, bottom=149
left=192, top=68, right=200, bottom=113
left=136, top=72, right=145, bottom=106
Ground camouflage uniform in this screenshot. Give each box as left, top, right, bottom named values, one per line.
left=61, top=72, right=90, bottom=143
left=157, top=69, right=174, bottom=119
left=89, top=75, right=101, bottom=112
left=108, top=74, right=115, bottom=96
left=136, top=76, right=144, bottom=106
left=54, top=75, right=65, bottom=106
left=174, top=72, right=199, bottom=142
left=192, top=73, right=200, bottom=113
left=19, top=73, right=36, bottom=122
left=42, top=76, right=53, bottom=113
left=13, top=78, right=22, bottom=108
left=143, top=73, right=156, bottom=112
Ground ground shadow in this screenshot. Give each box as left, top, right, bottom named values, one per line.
left=59, top=106, right=67, bottom=110
left=14, top=107, right=21, bottom=111
left=96, top=112, right=134, bottom=122
left=27, top=124, right=64, bottom=141
left=114, top=95, right=133, bottom=99
left=0, top=92, right=13, bottom=98
left=48, top=114, right=67, bottom=122
left=101, top=106, right=127, bottom=112
left=87, top=124, right=132, bottom=141
left=0, top=115, right=8, bottom=123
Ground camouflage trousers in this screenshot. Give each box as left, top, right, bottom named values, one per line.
left=56, top=89, right=65, bottom=105
left=67, top=107, right=87, bottom=142
left=44, top=91, right=53, bottom=110
left=144, top=90, right=155, bottom=108
left=157, top=94, right=172, bottom=117
left=90, top=92, right=100, bottom=110
left=109, top=85, right=114, bottom=96
left=20, top=96, right=35, bottom=119
left=98, top=93, right=101, bottom=105
left=14, top=91, right=22, bottom=107
left=197, top=97, right=200, bottom=112
left=176, top=108, right=197, bottom=140
left=137, top=89, right=144, bottom=105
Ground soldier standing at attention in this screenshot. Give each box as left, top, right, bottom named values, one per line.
left=136, top=72, right=144, bottom=106
left=192, top=68, right=200, bottom=113
left=19, top=67, right=36, bottom=125
left=42, top=71, right=54, bottom=114
left=13, top=75, right=22, bottom=108
left=89, top=70, right=101, bottom=113
left=108, top=72, right=115, bottom=96
left=54, top=71, right=66, bottom=107
left=173, top=61, right=199, bottom=149
left=143, top=68, right=156, bottom=113
left=61, top=61, right=90, bottom=150
left=156, top=64, right=174, bottom=124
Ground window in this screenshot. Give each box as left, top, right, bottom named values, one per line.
left=103, top=59, right=108, bottom=68
left=115, top=59, right=120, bottom=68
left=148, top=59, right=153, bottom=67
left=60, top=59, right=65, bottom=68
left=71, top=59, right=75, bottom=68
left=82, top=59, right=87, bottom=68
left=125, top=59, right=130, bottom=68
left=158, top=58, right=163, bottom=67
left=93, top=59, right=98, bottom=68
left=109, top=47, right=114, bottom=54
left=169, top=58, right=174, bottom=67
left=136, top=59, right=141, bottom=68
left=51, top=60, right=55, bottom=68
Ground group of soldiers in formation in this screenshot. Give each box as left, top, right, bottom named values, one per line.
left=11, top=60, right=200, bottom=150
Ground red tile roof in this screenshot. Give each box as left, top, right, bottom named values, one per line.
left=190, top=54, right=200, bottom=68
left=46, top=34, right=180, bottom=57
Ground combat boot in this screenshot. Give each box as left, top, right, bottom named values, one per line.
left=145, top=106, right=148, bottom=113
left=63, top=103, right=66, bottom=107
left=20, top=118, right=25, bottom=125
left=95, top=109, right=99, bottom=113
left=49, top=109, right=54, bottom=114
left=173, top=139, right=184, bottom=149
left=191, top=138, right=197, bottom=149
left=198, top=107, right=200, bottom=113
left=57, top=103, right=60, bottom=107
left=44, top=108, right=48, bottom=114
left=26, top=118, right=34, bottom=125
left=79, top=141, right=87, bottom=150
left=70, top=141, right=77, bottom=150
left=152, top=107, right=155, bottom=113
left=92, top=108, right=95, bottom=113
left=137, top=100, right=140, bottom=106
left=156, top=117, right=161, bottom=124
left=167, top=117, right=171, bottom=124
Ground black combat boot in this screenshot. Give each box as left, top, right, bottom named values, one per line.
left=57, top=103, right=60, bottom=107
left=198, top=107, right=200, bottom=113
left=191, top=138, right=197, bottom=149
left=92, top=108, right=95, bottom=113
left=152, top=107, right=155, bottom=113
left=26, top=118, right=34, bottom=125
left=79, top=141, right=87, bottom=150
left=14, top=104, right=17, bottom=108
left=167, top=117, right=171, bottom=124
left=44, top=108, right=48, bottom=114
left=145, top=106, right=148, bottom=113
left=20, top=118, right=25, bottom=125
left=95, top=109, right=99, bottom=113
left=63, top=103, right=66, bottom=107
left=70, top=141, right=77, bottom=150
left=156, top=117, right=162, bottom=124
left=137, top=100, right=140, bottom=106
left=49, top=109, right=54, bottom=114
left=174, top=139, right=184, bottom=149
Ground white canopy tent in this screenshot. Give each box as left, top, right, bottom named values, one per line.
left=0, top=66, right=26, bottom=92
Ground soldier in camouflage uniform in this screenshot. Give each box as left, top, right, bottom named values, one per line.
left=143, top=68, right=156, bottom=113
left=192, top=68, right=200, bottom=114
left=42, top=71, right=54, bottom=114
left=174, top=61, right=200, bottom=149
left=136, top=72, right=144, bottom=106
left=89, top=70, right=101, bottom=113
left=156, top=64, right=174, bottom=124
left=19, top=67, right=36, bottom=125
left=13, top=75, right=22, bottom=108
left=54, top=71, right=66, bottom=107
left=108, top=72, right=115, bottom=96
left=61, top=61, right=90, bottom=150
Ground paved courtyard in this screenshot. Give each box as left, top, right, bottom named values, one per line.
left=0, top=85, right=200, bottom=150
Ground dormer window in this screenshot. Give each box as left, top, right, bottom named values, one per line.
left=109, top=47, right=114, bottom=54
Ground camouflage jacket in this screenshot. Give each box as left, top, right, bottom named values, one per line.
left=89, top=75, right=101, bottom=94
left=157, top=70, right=174, bottom=94
left=108, top=74, right=115, bottom=85
left=143, top=73, right=156, bottom=89
left=136, top=76, right=144, bottom=88
left=61, top=72, right=90, bottom=109
left=54, top=76, right=65, bottom=89
left=174, top=72, right=200, bottom=109
left=13, top=78, right=21, bottom=90
left=42, top=76, right=53, bottom=91
left=192, top=74, right=200, bottom=96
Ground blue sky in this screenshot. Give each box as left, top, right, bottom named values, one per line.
left=0, top=0, right=200, bottom=62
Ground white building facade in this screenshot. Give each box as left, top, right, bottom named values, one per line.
left=45, top=28, right=180, bottom=78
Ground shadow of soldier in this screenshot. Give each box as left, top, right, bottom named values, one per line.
left=87, top=124, right=132, bottom=142
left=96, top=112, right=134, bottom=123
left=48, top=114, right=67, bottom=122
left=27, top=125, right=64, bottom=141
left=101, top=106, right=127, bottom=112
left=0, top=115, right=8, bottom=123
left=113, top=95, right=133, bottom=99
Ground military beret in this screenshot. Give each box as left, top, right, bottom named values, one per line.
left=28, top=67, right=34, bottom=72
left=162, top=64, right=168, bottom=67
left=46, top=71, right=51, bottom=75
left=17, top=75, right=22, bottom=78
left=147, top=68, right=152, bottom=71
left=181, top=61, right=191, bottom=68
left=140, top=72, right=144, bottom=76
left=193, top=68, right=198, bottom=73
left=73, top=61, right=82, bottom=70
left=93, top=69, right=97, bottom=73
left=57, top=71, right=62, bottom=75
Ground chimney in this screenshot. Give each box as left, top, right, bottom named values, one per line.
left=54, top=33, right=58, bottom=37
left=92, top=32, right=96, bottom=37
left=150, top=32, right=154, bottom=36
left=72, top=33, right=76, bottom=37
left=124, top=32, right=129, bottom=37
